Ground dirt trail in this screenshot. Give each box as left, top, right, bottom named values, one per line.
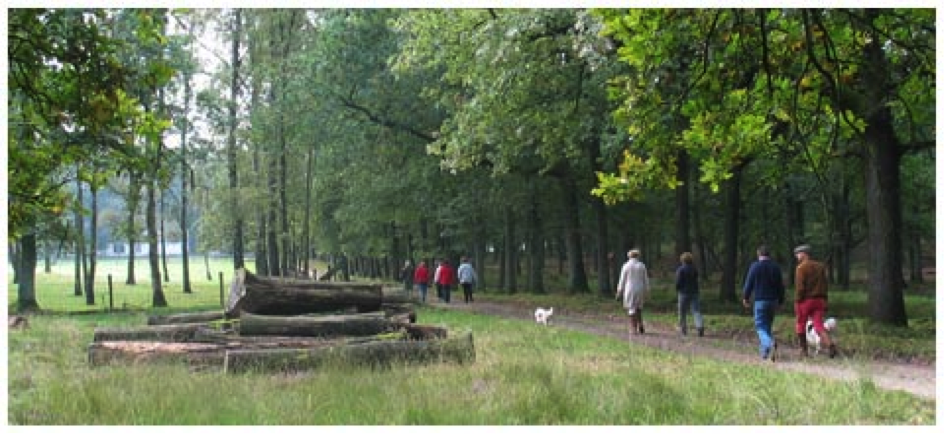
left=434, top=300, right=936, bottom=400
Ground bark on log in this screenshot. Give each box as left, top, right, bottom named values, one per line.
left=147, top=310, right=225, bottom=325
left=226, top=268, right=385, bottom=316
left=92, top=323, right=211, bottom=342
left=86, top=332, right=417, bottom=368
left=223, top=331, right=475, bottom=374
left=238, top=311, right=391, bottom=337
left=88, top=341, right=227, bottom=368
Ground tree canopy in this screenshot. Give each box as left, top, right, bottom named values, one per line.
left=7, top=8, right=934, bottom=325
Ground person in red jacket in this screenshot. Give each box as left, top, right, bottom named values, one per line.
left=413, top=261, right=430, bottom=303
left=436, top=259, right=457, bottom=303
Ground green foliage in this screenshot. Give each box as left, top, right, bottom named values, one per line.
left=8, top=9, right=175, bottom=239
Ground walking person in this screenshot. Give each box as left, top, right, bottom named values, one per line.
left=676, top=252, right=705, bottom=337
left=433, top=260, right=443, bottom=302
left=413, top=260, right=430, bottom=303
left=457, top=256, right=478, bottom=303
left=616, top=249, right=650, bottom=335
left=742, top=245, right=786, bottom=362
left=436, top=259, right=456, bottom=303
left=793, top=244, right=838, bottom=358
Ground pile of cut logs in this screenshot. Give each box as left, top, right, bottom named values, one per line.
left=87, top=268, right=474, bottom=373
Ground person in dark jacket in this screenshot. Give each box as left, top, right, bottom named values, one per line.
left=742, top=245, right=786, bottom=362
left=675, top=252, right=705, bottom=337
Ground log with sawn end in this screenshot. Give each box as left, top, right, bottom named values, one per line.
left=226, top=268, right=387, bottom=316
left=237, top=311, right=392, bottom=338
left=92, top=323, right=212, bottom=343
left=222, top=331, right=475, bottom=374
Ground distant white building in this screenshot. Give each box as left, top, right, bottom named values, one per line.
left=103, top=242, right=186, bottom=257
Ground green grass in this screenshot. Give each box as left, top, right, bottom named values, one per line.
left=7, top=306, right=934, bottom=425
left=9, top=257, right=273, bottom=313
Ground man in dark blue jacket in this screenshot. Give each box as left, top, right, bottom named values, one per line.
left=742, top=245, right=785, bottom=362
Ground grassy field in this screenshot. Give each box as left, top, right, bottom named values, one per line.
left=7, top=306, right=935, bottom=425
left=7, top=257, right=264, bottom=313
left=6, top=258, right=937, bottom=424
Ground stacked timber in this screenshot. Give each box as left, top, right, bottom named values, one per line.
left=88, top=269, right=473, bottom=373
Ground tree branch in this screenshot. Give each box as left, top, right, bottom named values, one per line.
left=335, top=91, right=437, bottom=143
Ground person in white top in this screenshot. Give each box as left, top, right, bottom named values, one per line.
left=457, top=256, right=478, bottom=303
left=616, top=249, right=651, bottom=335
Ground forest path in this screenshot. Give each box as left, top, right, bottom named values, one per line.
left=433, top=299, right=936, bottom=400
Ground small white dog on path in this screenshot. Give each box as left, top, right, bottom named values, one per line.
left=806, top=317, right=838, bottom=356
left=534, top=307, right=554, bottom=325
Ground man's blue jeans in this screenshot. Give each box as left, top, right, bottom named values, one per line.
left=678, top=292, right=704, bottom=334
left=753, top=299, right=778, bottom=358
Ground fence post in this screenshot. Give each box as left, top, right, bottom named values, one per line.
left=107, top=274, right=114, bottom=312
left=219, top=271, right=224, bottom=308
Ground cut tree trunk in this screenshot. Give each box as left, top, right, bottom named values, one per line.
left=92, top=323, right=211, bottom=342
left=222, top=331, right=475, bottom=374
left=147, top=310, right=226, bottom=325
left=238, top=311, right=391, bottom=338
left=226, top=268, right=386, bottom=316
left=87, top=341, right=227, bottom=368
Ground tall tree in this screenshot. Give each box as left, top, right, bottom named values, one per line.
left=227, top=8, right=245, bottom=270
left=593, top=9, right=935, bottom=324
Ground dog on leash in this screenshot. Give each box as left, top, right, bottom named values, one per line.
left=534, top=307, right=554, bottom=325
left=806, top=317, right=837, bottom=356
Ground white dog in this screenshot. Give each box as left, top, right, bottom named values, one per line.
left=534, top=307, right=554, bottom=325
left=806, top=317, right=838, bottom=356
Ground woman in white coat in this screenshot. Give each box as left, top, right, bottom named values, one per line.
left=616, top=249, right=651, bottom=334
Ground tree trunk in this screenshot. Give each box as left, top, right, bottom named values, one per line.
left=266, top=145, right=281, bottom=276
left=859, top=11, right=907, bottom=326
left=10, top=243, right=20, bottom=285
left=16, top=233, right=40, bottom=312
left=864, top=113, right=907, bottom=325
left=675, top=150, right=692, bottom=257
left=692, top=179, right=709, bottom=282
left=160, top=190, right=169, bottom=283
left=719, top=164, right=744, bottom=303
left=303, top=146, right=314, bottom=277
left=126, top=171, right=139, bottom=285
left=226, top=268, right=385, bottom=316
left=562, top=177, right=589, bottom=293
left=43, top=239, right=52, bottom=274
left=222, top=331, right=475, bottom=374
left=84, top=181, right=98, bottom=306
left=238, top=311, right=390, bottom=338
left=593, top=196, right=610, bottom=296
left=158, top=191, right=170, bottom=282
left=147, top=179, right=168, bottom=307
left=527, top=179, right=545, bottom=294
left=503, top=207, right=517, bottom=293
left=180, top=32, right=193, bottom=295
left=228, top=9, right=245, bottom=271
left=74, top=176, right=84, bottom=296
left=87, top=341, right=228, bottom=368
left=93, top=323, right=210, bottom=342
